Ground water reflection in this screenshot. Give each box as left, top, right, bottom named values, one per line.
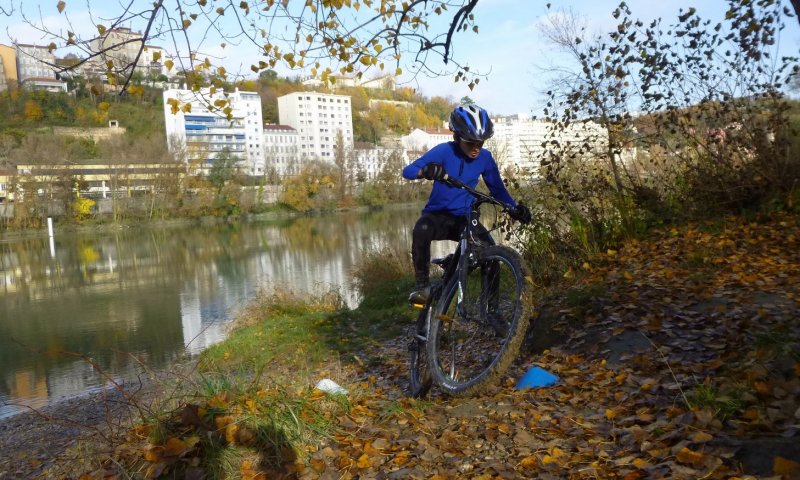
left=0, top=207, right=430, bottom=418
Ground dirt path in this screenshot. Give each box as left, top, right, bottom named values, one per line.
left=319, top=213, right=800, bottom=479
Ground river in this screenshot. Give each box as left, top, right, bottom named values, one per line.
left=0, top=206, right=439, bottom=418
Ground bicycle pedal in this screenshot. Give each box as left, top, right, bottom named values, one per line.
left=410, top=302, right=425, bottom=309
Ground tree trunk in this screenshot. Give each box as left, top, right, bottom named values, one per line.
left=792, top=0, right=800, bottom=26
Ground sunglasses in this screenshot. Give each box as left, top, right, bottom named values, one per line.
left=460, top=139, right=484, bottom=149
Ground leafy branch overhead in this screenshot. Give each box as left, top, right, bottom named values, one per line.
left=28, top=0, right=487, bottom=94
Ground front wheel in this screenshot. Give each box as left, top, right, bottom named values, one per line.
left=426, top=245, right=529, bottom=396
left=408, top=304, right=432, bottom=398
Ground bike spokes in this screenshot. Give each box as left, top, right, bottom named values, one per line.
left=427, top=246, right=527, bottom=395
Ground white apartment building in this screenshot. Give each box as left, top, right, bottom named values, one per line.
left=489, top=114, right=609, bottom=176
left=88, top=28, right=167, bottom=79
left=352, top=143, right=406, bottom=181
left=263, top=124, right=300, bottom=177
left=15, top=44, right=55, bottom=81
left=14, top=44, right=67, bottom=91
left=163, top=88, right=265, bottom=175
left=277, top=92, right=353, bottom=163
left=400, top=127, right=453, bottom=156
left=300, top=73, right=396, bottom=91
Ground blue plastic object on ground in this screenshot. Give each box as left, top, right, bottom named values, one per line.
left=515, top=366, right=559, bottom=389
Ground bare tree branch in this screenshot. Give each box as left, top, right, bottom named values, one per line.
left=16, top=0, right=492, bottom=95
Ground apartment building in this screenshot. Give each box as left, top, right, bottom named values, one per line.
left=400, top=127, right=452, bottom=156
left=277, top=92, right=353, bottom=162
left=263, top=124, right=300, bottom=177
left=163, top=88, right=265, bottom=175
left=352, top=143, right=406, bottom=181
left=490, top=114, right=609, bottom=176
left=14, top=43, right=67, bottom=91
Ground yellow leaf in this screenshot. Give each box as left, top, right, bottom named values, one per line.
left=676, top=447, right=704, bottom=465
left=225, top=423, right=238, bottom=444
left=144, top=445, right=162, bottom=462
left=356, top=453, right=372, bottom=468
left=519, top=455, right=537, bottom=469
left=57, top=0, right=65, bottom=13
left=607, top=249, right=618, bottom=257
left=774, top=456, right=800, bottom=476
left=215, top=415, right=234, bottom=430
left=163, top=437, right=188, bottom=457
left=632, top=458, right=652, bottom=469
left=605, top=408, right=619, bottom=420
left=691, top=431, right=713, bottom=443
left=165, top=59, right=174, bottom=71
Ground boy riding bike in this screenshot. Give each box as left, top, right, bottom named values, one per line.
left=402, top=103, right=532, bottom=305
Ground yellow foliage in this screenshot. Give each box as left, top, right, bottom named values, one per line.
left=23, top=100, right=43, bottom=121
left=72, top=197, right=95, bottom=222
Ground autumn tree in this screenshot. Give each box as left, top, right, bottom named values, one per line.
left=534, top=0, right=799, bottom=252
left=280, top=160, right=338, bottom=212
left=26, top=0, right=495, bottom=104
left=333, top=130, right=353, bottom=203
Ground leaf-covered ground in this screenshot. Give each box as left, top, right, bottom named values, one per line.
left=304, top=212, right=800, bottom=479
left=5, top=212, right=799, bottom=479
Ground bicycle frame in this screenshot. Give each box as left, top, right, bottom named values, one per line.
left=417, top=176, right=515, bottom=325
left=408, top=175, right=527, bottom=397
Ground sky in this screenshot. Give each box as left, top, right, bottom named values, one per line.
left=2, top=0, right=799, bottom=116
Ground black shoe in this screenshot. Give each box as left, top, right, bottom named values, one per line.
left=408, top=283, right=431, bottom=305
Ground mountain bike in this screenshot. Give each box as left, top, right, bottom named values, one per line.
left=408, top=176, right=530, bottom=397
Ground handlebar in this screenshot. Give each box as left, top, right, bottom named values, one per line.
left=441, top=174, right=514, bottom=213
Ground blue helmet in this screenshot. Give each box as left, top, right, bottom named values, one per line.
left=449, top=104, right=494, bottom=141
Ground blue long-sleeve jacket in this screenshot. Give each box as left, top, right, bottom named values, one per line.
left=402, top=141, right=517, bottom=217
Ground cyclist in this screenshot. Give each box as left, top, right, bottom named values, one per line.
left=403, top=103, right=532, bottom=305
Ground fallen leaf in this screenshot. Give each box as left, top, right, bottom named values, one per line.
left=774, top=456, right=800, bottom=476
left=691, top=431, right=713, bottom=443
left=676, top=447, right=704, bottom=466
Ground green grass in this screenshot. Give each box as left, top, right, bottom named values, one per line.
left=688, top=384, right=745, bottom=420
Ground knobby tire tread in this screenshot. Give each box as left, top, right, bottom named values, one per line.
left=427, top=244, right=530, bottom=396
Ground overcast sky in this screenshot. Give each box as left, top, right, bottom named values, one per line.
left=2, top=0, right=798, bottom=116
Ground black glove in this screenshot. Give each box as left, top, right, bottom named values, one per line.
left=420, top=163, right=446, bottom=181
left=510, top=203, right=532, bottom=224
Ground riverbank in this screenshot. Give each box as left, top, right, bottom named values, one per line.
left=3, top=210, right=798, bottom=479
left=0, top=202, right=424, bottom=241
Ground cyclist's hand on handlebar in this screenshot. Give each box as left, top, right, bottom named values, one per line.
left=419, top=163, right=446, bottom=181
left=510, top=203, right=532, bottom=224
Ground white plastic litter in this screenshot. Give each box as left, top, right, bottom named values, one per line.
left=315, top=378, right=348, bottom=395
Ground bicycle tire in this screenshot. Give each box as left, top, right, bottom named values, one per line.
left=408, top=305, right=432, bottom=398
left=426, top=245, right=529, bottom=396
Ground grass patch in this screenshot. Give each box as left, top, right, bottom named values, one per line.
left=79, top=245, right=421, bottom=479
left=688, top=384, right=745, bottom=420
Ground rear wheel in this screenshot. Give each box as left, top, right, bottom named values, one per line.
left=426, top=245, right=529, bottom=396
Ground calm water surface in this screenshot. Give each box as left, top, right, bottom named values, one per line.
left=0, top=207, right=436, bottom=418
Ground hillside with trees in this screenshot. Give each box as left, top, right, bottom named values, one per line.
left=0, top=72, right=454, bottom=170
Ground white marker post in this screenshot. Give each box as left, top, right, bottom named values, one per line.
left=47, top=217, right=55, bottom=257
